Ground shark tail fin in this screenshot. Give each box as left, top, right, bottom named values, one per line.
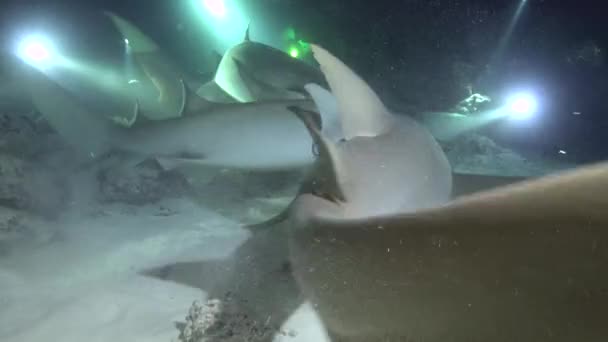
left=23, top=66, right=125, bottom=158
left=106, top=11, right=188, bottom=120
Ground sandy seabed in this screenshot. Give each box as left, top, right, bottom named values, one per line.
left=0, top=196, right=329, bottom=342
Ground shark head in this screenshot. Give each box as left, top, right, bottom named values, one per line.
left=214, top=28, right=327, bottom=103
left=288, top=45, right=452, bottom=220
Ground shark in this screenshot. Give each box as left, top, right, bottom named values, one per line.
left=213, top=25, right=328, bottom=103
left=104, top=12, right=202, bottom=121
left=106, top=12, right=327, bottom=111
left=280, top=45, right=608, bottom=341
left=140, top=44, right=536, bottom=342
left=21, top=62, right=341, bottom=173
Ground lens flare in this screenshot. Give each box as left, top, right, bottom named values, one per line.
left=17, top=35, right=55, bottom=68
left=507, top=92, right=538, bottom=119
left=289, top=47, right=300, bottom=58
left=203, top=0, right=226, bottom=18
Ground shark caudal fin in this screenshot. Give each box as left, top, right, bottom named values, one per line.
left=105, top=11, right=188, bottom=120
left=23, top=65, right=130, bottom=158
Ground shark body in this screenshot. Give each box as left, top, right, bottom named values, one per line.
left=282, top=45, right=608, bottom=341
left=23, top=63, right=331, bottom=171
left=107, top=13, right=327, bottom=114
left=138, top=32, right=546, bottom=342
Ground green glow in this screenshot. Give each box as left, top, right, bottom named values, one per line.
left=203, top=0, right=226, bottom=18
left=282, top=27, right=312, bottom=59
left=289, top=47, right=300, bottom=58
left=284, top=27, right=296, bottom=40
left=297, top=39, right=311, bottom=53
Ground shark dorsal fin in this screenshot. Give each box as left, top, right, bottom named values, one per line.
left=244, top=23, right=251, bottom=42
left=310, top=44, right=392, bottom=139
left=104, top=12, right=159, bottom=53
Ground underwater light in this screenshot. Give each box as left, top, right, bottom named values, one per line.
left=289, top=47, right=300, bottom=58
left=506, top=92, right=538, bottom=120
left=283, top=27, right=312, bottom=59
left=203, top=0, right=226, bottom=18
left=16, top=35, right=56, bottom=68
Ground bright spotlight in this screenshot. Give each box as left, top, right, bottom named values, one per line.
left=16, top=35, right=56, bottom=68
left=289, top=47, right=300, bottom=58
left=203, top=0, right=226, bottom=18
left=506, top=92, right=538, bottom=120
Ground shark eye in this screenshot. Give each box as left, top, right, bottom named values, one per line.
left=312, top=143, right=320, bottom=157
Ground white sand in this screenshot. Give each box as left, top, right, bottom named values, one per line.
left=0, top=197, right=328, bottom=342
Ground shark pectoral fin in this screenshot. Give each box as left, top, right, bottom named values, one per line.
left=225, top=57, right=256, bottom=102
left=183, top=80, right=229, bottom=114
left=297, top=162, right=608, bottom=263
left=339, top=161, right=608, bottom=241
left=451, top=172, right=528, bottom=198
left=304, top=83, right=344, bottom=142
left=231, top=57, right=269, bottom=97
left=296, top=162, right=608, bottom=245
left=310, top=44, right=392, bottom=139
